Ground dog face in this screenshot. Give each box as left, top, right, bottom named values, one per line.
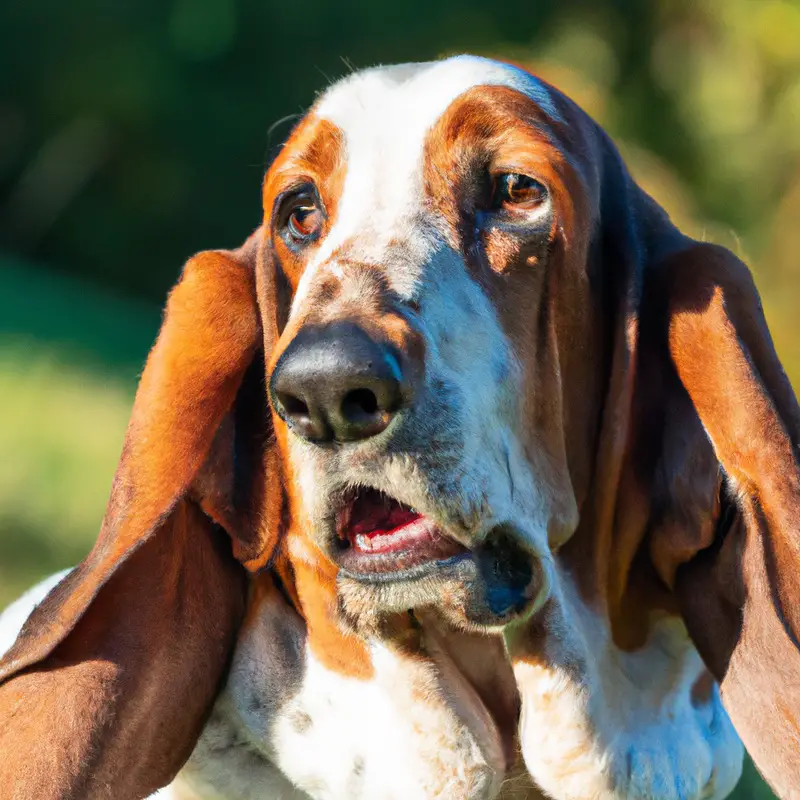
left=261, top=56, right=602, bottom=631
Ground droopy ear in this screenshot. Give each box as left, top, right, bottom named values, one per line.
left=654, top=243, right=800, bottom=796
left=0, top=229, right=281, bottom=799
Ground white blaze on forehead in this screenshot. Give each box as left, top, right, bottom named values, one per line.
left=290, top=55, right=558, bottom=311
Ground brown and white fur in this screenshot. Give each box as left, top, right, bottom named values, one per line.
left=3, top=55, right=800, bottom=800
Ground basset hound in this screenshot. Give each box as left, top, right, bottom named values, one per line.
left=1, top=55, right=799, bottom=800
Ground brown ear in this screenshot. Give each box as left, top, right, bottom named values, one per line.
left=0, top=229, right=281, bottom=799
left=652, top=243, right=800, bottom=795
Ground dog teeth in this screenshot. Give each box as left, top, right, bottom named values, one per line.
left=355, top=534, right=374, bottom=552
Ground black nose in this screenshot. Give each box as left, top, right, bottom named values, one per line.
left=270, top=322, right=409, bottom=443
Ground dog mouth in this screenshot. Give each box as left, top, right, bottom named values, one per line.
left=330, top=487, right=545, bottom=627
left=333, top=488, right=469, bottom=579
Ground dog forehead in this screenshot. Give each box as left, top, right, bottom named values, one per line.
left=315, top=55, right=558, bottom=134
left=314, top=55, right=559, bottom=153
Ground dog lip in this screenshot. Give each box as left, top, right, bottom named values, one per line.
left=338, top=552, right=472, bottom=584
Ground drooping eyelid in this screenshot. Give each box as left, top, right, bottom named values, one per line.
left=479, top=190, right=553, bottom=235
left=491, top=205, right=552, bottom=231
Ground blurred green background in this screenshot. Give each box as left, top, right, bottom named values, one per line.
left=2, top=0, right=797, bottom=795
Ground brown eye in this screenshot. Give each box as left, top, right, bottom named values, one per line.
left=287, top=203, right=323, bottom=242
left=491, top=173, right=547, bottom=210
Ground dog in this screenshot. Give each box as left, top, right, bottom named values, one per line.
left=3, top=55, right=799, bottom=800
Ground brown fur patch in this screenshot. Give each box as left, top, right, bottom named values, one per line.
left=263, top=115, right=346, bottom=292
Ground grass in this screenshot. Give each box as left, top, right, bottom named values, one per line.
left=0, top=257, right=159, bottom=604
left=0, top=254, right=782, bottom=798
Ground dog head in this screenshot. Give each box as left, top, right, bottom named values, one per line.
left=260, top=56, right=611, bottom=632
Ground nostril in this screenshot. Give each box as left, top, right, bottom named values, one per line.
left=270, top=322, right=410, bottom=443
left=277, top=392, right=310, bottom=419
left=341, top=388, right=379, bottom=420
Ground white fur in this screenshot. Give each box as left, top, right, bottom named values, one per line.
left=270, top=643, right=500, bottom=798
left=510, top=573, right=744, bottom=800
left=149, top=788, right=182, bottom=799
left=170, top=576, right=507, bottom=800
left=0, top=568, right=71, bottom=658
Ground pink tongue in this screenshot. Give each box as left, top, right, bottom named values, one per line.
left=349, top=493, right=421, bottom=537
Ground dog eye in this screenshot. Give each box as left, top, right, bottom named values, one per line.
left=278, top=188, right=325, bottom=245
left=491, top=173, right=548, bottom=210
left=287, top=202, right=323, bottom=242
